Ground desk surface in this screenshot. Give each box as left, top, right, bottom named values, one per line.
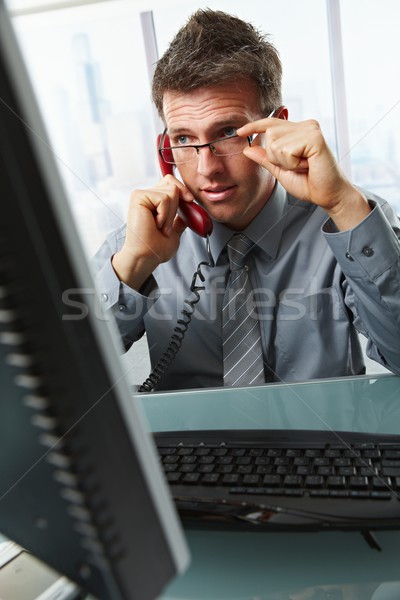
left=2, top=374, right=400, bottom=600
left=135, top=374, right=400, bottom=600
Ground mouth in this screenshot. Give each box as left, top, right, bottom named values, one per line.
left=201, top=185, right=237, bottom=202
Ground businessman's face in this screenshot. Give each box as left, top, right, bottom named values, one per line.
left=163, top=78, right=275, bottom=230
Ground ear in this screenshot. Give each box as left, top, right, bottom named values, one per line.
left=274, top=105, right=289, bottom=120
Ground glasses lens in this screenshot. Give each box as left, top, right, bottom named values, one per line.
left=212, top=136, right=248, bottom=156
left=170, top=146, right=197, bottom=165
left=161, top=147, right=175, bottom=164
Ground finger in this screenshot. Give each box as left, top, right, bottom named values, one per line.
left=237, top=117, right=279, bottom=137
left=172, top=214, right=187, bottom=237
left=153, top=190, right=180, bottom=233
left=161, top=174, right=194, bottom=202
left=243, top=146, right=309, bottom=173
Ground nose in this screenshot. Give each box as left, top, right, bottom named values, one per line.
left=196, top=146, right=225, bottom=178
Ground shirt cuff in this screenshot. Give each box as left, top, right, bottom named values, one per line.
left=94, top=256, right=159, bottom=318
left=322, top=200, right=400, bottom=280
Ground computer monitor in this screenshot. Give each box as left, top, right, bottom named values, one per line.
left=0, top=2, right=189, bottom=599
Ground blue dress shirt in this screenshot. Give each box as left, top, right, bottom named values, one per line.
left=92, top=183, right=400, bottom=390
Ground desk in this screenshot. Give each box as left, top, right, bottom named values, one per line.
left=135, top=374, right=400, bottom=600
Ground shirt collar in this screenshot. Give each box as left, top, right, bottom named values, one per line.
left=209, top=182, right=287, bottom=263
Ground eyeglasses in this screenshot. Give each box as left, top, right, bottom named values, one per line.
left=159, top=108, right=277, bottom=166
left=159, top=131, right=258, bottom=165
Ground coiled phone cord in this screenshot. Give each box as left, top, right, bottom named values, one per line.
left=137, top=235, right=215, bottom=393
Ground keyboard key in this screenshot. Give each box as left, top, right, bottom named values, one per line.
left=338, top=466, right=356, bottom=476
left=274, top=457, right=290, bottom=466
left=198, top=456, right=215, bottom=464
left=310, top=490, right=329, bottom=497
left=267, top=449, right=283, bottom=457
left=159, top=447, right=176, bottom=455
left=349, top=490, right=370, bottom=498
left=382, top=460, right=400, bottom=468
left=256, top=465, right=273, bottom=475
left=305, top=476, right=324, bottom=488
left=177, top=448, right=193, bottom=456
left=305, top=449, right=322, bottom=458
left=198, top=464, right=215, bottom=473
left=217, top=456, right=233, bottom=465
left=370, top=491, right=392, bottom=500
left=382, top=468, right=400, bottom=477
left=283, top=475, right=303, bottom=487
left=313, top=458, right=329, bottom=467
left=180, top=455, right=196, bottom=464
left=237, top=465, right=253, bottom=475
left=230, top=448, right=246, bottom=457
left=182, top=473, right=201, bottom=484
left=202, top=473, right=220, bottom=484
left=334, top=458, right=351, bottom=467
left=329, top=490, right=349, bottom=497
left=163, top=455, right=179, bottom=464
left=195, top=447, right=211, bottom=456
left=276, top=466, right=294, bottom=475
left=242, top=475, right=260, bottom=485
left=284, top=488, right=304, bottom=496
left=249, top=448, right=264, bottom=457
left=384, top=450, right=400, bottom=459
left=372, top=476, right=391, bottom=489
left=297, top=466, right=313, bottom=476
left=286, top=449, right=302, bottom=457
left=325, top=449, right=340, bottom=458
left=317, top=466, right=334, bottom=476
left=263, top=475, right=281, bottom=486
left=294, top=457, right=310, bottom=466
left=222, top=474, right=240, bottom=485
left=327, top=476, right=346, bottom=488
left=236, top=457, right=251, bottom=465
left=217, top=465, right=233, bottom=474
left=212, top=448, right=228, bottom=456
left=349, top=476, right=369, bottom=489
left=166, top=472, right=181, bottom=483
left=164, top=464, right=178, bottom=472
left=255, top=457, right=271, bottom=465
left=180, top=464, right=196, bottom=473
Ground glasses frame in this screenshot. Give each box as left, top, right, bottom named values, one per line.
left=158, top=131, right=258, bottom=166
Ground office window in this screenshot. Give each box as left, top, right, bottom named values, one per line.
left=340, top=0, right=400, bottom=212
left=10, top=0, right=158, bottom=257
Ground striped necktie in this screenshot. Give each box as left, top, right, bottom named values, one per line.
left=222, top=234, right=265, bottom=387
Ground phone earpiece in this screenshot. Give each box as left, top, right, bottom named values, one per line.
left=156, top=133, right=213, bottom=237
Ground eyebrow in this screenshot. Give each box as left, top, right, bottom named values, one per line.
left=168, top=117, right=247, bottom=138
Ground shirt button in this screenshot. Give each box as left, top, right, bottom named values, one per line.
left=345, top=252, right=354, bottom=262
left=244, top=265, right=249, bottom=271
left=362, top=246, right=374, bottom=257
left=118, top=304, right=126, bottom=312
left=101, top=293, right=109, bottom=302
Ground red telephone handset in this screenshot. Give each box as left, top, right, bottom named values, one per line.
left=157, top=134, right=213, bottom=237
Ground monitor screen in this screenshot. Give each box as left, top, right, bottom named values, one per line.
left=0, top=2, right=189, bottom=599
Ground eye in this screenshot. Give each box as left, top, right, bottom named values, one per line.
left=222, top=127, right=237, bottom=138
left=176, top=135, right=189, bottom=146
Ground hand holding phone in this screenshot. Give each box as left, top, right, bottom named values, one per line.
left=157, top=133, right=213, bottom=237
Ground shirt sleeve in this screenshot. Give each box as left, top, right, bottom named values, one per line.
left=91, top=225, right=159, bottom=351
left=322, top=199, right=400, bottom=374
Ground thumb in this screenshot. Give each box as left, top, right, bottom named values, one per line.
left=242, top=146, right=279, bottom=177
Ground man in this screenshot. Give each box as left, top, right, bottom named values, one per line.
left=93, top=9, right=400, bottom=391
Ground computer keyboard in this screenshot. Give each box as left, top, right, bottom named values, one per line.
left=154, top=429, right=400, bottom=531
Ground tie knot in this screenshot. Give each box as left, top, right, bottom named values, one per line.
left=226, top=234, right=254, bottom=270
